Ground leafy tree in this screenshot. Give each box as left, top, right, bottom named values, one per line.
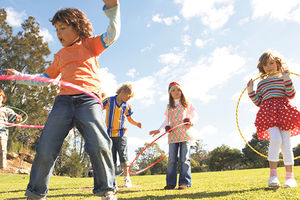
left=0, top=8, right=57, bottom=152
left=54, top=135, right=71, bottom=176
left=242, top=133, right=270, bottom=168
left=191, top=140, right=208, bottom=172
left=134, top=143, right=168, bottom=175
left=64, top=150, right=83, bottom=178
left=208, top=144, right=243, bottom=171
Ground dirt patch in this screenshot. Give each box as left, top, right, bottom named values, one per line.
left=0, top=153, right=32, bottom=174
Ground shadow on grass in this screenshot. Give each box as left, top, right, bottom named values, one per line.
left=3, top=186, right=279, bottom=200
left=2, top=187, right=94, bottom=200
left=5, top=193, right=94, bottom=200
left=117, top=187, right=271, bottom=199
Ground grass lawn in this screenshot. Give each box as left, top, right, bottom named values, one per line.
left=1, top=166, right=300, bottom=199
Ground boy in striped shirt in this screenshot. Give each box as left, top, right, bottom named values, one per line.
left=103, top=83, right=142, bottom=188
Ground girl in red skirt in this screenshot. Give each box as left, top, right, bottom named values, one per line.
left=247, top=50, right=300, bottom=188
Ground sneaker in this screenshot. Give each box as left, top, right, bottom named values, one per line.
left=268, top=176, right=280, bottom=187
left=124, top=176, right=132, bottom=188
left=101, top=191, right=117, bottom=200
left=283, top=178, right=297, bottom=188
left=178, top=185, right=188, bottom=190
left=164, top=185, right=176, bottom=190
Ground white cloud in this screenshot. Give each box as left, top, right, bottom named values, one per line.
left=174, top=0, right=234, bottom=30
left=195, top=38, right=208, bottom=48
left=126, top=68, right=139, bottom=78
left=140, top=43, right=154, bottom=53
left=39, top=28, right=54, bottom=43
left=251, top=0, right=300, bottom=23
left=232, top=91, right=251, bottom=105
left=239, top=17, right=250, bottom=25
left=132, top=76, right=156, bottom=106
left=198, top=125, right=217, bottom=136
left=152, top=14, right=180, bottom=26
left=98, top=67, right=119, bottom=97
left=6, top=7, right=26, bottom=27
left=181, top=46, right=246, bottom=103
left=127, top=136, right=145, bottom=148
left=182, top=35, right=191, bottom=46
left=159, top=52, right=184, bottom=66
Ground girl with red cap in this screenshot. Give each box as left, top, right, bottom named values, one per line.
left=150, top=81, right=195, bottom=190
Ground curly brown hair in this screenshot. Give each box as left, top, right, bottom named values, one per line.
left=169, top=86, right=187, bottom=109
left=51, top=8, right=93, bottom=40
left=257, top=51, right=283, bottom=75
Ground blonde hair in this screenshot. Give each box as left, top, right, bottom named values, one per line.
left=51, top=8, right=93, bottom=40
left=169, top=85, right=188, bottom=109
left=257, top=50, right=284, bottom=75
left=116, top=83, right=134, bottom=98
left=0, top=89, right=6, bottom=104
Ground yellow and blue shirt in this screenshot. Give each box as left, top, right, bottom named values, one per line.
left=103, top=95, right=133, bottom=137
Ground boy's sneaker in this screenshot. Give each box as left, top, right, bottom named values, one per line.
left=101, top=191, right=117, bottom=200
left=124, top=176, right=132, bottom=188
left=268, top=176, right=280, bottom=187
left=283, top=178, right=297, bottom=188
left=164, top=185, right=176, bottom=190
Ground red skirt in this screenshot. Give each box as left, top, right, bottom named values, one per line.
left=255, top=97, right=300, bottom=140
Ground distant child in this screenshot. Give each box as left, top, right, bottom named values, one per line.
left=6, top=0, right=120, bottom=199
left=247, top=50, right=300, bottom=188
left=102, top=83, right=142, bottom=188
left=0, top=89, right=22, bottom=169
left=150, top=81, right=195, bottom=190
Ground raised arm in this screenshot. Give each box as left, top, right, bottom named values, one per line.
left=101, top=0, right=120, bottom=47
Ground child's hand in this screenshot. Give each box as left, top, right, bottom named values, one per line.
left=136, top=122, right=142, bottom=128
left=183, top=118, right=193, bottom=129
left=281, top=67, right=291, bottom=81
left=165, top=125, right=171, bottom=132
left=5, top=69, right=19, bottom=75
left=103, top=0, right=118, bottom=8
left=149, top=130, right=160, bottom=136
left=16, top=115, right=22, bottom=122
left=247, top=79, right=254, bottom=93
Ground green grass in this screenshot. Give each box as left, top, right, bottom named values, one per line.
left=1, top=167, right=300, bottom=199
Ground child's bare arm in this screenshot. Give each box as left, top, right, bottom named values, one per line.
left=127, top=116, right=142, bottom=128
left=149, top=130, right=160, bottom=136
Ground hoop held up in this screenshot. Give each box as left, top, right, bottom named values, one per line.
left=235, top=71, right=300, bottom=161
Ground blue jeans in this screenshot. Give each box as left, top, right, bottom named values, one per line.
left=166, top=141, right=191, bottom=187
left=25, top=94, right=115, bottom=199
left=111, top=136, right=129, bottom=167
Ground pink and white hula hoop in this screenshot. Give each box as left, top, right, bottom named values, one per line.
left=0, top=75, right=102, bottom=129
left=129, top=122, right=190, bottom=175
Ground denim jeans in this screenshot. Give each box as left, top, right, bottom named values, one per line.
left=111, top=136, right=129, bottom=167
left=166, top=141, right=191, bottom=187
left=25, top=94, right=116, bottom=199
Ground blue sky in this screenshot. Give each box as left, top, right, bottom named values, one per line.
left=2, top=0, right=300, bottom=162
